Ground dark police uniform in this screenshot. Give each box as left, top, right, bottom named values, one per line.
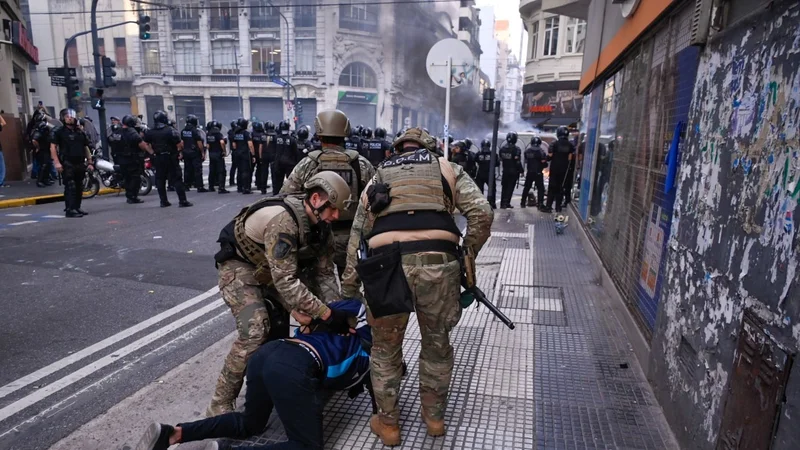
left=51, top=124, right=91, bottom=214
left=499, top=142, right=522, bottom=208
left=264, top=129, right=278, bottom=194
left=115, top=127, right=146, bottom=202
left=521, top=144, right=547, bottom=207
left=206, top=129, right=227, bottom=191
left=145, top=124, right=190, bottom=206
left=365, top=138, right=390, bottom=167
left=451, top=149, right=477, bottom=180
left=32, top=126, right=53, bottom=187
left=233, top=128, right=253, bottom=194
left=228, top=126, right=238, bottom=187
left=297, top=137, right=314, bottom=157
left=182, top=125, right=205, bottom=190
left=273, top=132, right=298, bottom=194
left=475, top=145, right=493, bottom=196
left=546, top=138, right=576, bottom=212
left=252, top=129, right=269, bottom=193
left=345, top=134, right=361, bottom=154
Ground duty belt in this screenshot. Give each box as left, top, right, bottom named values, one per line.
left=371, top=239, right=459, bottom=265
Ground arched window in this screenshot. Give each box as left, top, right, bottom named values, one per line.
left=338, top=62, right=377, bottom=89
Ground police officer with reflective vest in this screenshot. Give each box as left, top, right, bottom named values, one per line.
left=32, top=121, right=54, bottom=188
left=273, top=120, right=299, bottom=194
left=251, top=121, right=269, bottom=194
left=545, top=126, right=576, bottom=213
left=181, top=115, right=207, bottom=192
left=281, top=110, right=376, bottom=276
left=450, top=140, right=477, bottom=180
left=206, top=120, right=230, bottom=194
left=341, top=127, right=493, bottom=445
left=521, top=136, right=548, bottom=208
left=207, top=171, right=354, bottom=416
left=50, top=108, right=94, bottom=218
left=143, top=110, right=192, bottom=208
left=232, top=118, right=255, bottom=194
left=114, top=115, right=150, bottom=204
left=499, top=132, right=523, bottom=209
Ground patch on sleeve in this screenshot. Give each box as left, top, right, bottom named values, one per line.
left=271, top=232, right=297, bottom=260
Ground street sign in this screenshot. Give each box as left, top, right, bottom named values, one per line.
left=47, top=67, right=76, bottom=77
left=50, top=75, right=66, bottom=87
left=272, top=76, right=287, bottom=87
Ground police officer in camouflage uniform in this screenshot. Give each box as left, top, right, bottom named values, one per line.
left=341, top=127, right=493, bottom=446
left=208, top=171, right=354, bottom=417
left=280, top=110, right=375, bottom=277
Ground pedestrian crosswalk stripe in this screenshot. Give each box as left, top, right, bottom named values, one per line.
left=8, top=221, right=38, bottom=226
left=42, top=215, right=65, bottom=219
left=5, top=213, right=31, bottom=217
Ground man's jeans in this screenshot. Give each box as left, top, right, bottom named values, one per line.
left=0, top=151, right=6, bottom=186
left=180, top=340, right=325, bottom=450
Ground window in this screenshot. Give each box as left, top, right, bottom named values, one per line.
left=114, top=38, right=127, bottom=66
left=66, top=40, right=78, bottom=67
left=295, top=39, right=314, bottom=75
left=174, top=41, right=199, bottom=74
left=212, top=40, right=239, bottom=74
left=339, top=2, right=378, bottom=33
left=564, top=18, right=586, bottom=54
left=97, top=38, right=105, bottom=56
left=295, top=5, right=315, bottom=28
left=251, top=1, right=279, bottom=29
left=142, top=41, right=161, bottom=74
left=210, top=1, right=238, bottom=30
left=171, top=3, right=199, bottom=30
left=338, top=62, right=376, bottom=88
left=543, top=17, right=559, bottom=56
left=530, top=21, right=539, bottom=60
left=250, top=41, right=281, bottom=75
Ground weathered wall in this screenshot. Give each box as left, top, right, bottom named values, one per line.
left=650, top=1, right=800, bottom=449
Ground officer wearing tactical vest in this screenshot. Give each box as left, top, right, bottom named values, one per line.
left=341, top=127, right=493, bottom=446
left=521, top=136, right=548, bottom=208
left=181, top=115, right=207, bottom=192
left=50, top=108, right=94, bottom=218
left=280, top=110, right=376, bottom=277
left=475, top=139, right=494, bottom=199
left=114, top=115, right=151, bottom=204
left=272, top=120, right=299, bottom=194
left=208, top=171, right=355, bottom=417
left=450, top=140, right=477, bottom=180
left=143, top=111, right=193, bottom=208
left=251, top=121, right=268, bottom=194
left=372, top=127, right=392, bottom=165
left=232, top=118, right=255, bottom=194
left=205, top=120, right=230, bottom=194
left=228, top=121, right=238, bottom=187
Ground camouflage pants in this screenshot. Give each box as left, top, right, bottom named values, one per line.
left=368, top=256, right=462, bottom=425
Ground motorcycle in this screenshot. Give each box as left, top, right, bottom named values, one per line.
left=83, top=151, right=153, bottom=199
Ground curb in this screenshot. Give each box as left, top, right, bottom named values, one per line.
left=0, top=188, right=122, bottom=210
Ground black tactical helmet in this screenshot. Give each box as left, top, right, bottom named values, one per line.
left=122, top=115, right=138, bottom=128
left=556, top=126, right=569, bottom=139
left=59, top=108, right=76, bottom=123
left=253, top=121, right=264, bottom=132
left=153, top=110, right=169, bottom=125
left=212, top=120, right=222, bottom=129
left=237, top=117, right=249, bottom=129
left=33, top=109, right=47, bottom=123
left=531, top=136, right=543, bottom=147
left=464, top=138, right=473, bottom=150
left=480, top=138, right=491, bottom=149
left=362, top=127, right=373, bottom=139
left=36, top=121, right=50, bottom=132
left=375, top=127, right=387, bottom=139
left=186, top=115, right=198, bottom=127
left=506, top=131, right=518, bottom=144
left=446, top=134, right=454, bottom=144
left=297, top=126, right=309, bottom=140
left=278, top=120, right=290, bottom=132
left=355, top=125, right=364, bottom=136
left=205, top=121, right=214, bottom=130
left=265, top=121, right=276, bottom=132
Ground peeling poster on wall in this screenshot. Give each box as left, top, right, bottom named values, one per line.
left=640, top=204, right=666, bottom=298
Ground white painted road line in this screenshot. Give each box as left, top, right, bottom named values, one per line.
left=42, top=215, right=65, bottom=219
left=8, top=221, right=38, bottom=226
left=5, top=214, right=31, bottom=217
left=0, top=298, right=226, bottom=422
left=0, top=286, right=220, bottom=400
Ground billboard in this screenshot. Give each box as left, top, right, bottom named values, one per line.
left=521, top=89, right=583, bottom=120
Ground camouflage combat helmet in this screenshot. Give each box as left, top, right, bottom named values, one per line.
left=304, top=171, right=352, bottom=211
left=314, top=109, right=351, bottom=138
left=393, top=127, right=436, bottom=151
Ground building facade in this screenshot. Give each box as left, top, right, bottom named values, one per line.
left=577, top=0, right=800, bottom=449
left=518, top=0, right=586, bottom=130
left=502, top=52, right=523, bottom=124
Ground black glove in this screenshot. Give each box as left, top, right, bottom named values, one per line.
left=320, top=307, right=355, bottom=334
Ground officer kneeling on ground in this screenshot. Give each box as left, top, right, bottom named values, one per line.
left=137, top=299, right=374, bottom=450
left=342, top=127, right=493, bottom=446
left=207, top=171, right=356, bottom=417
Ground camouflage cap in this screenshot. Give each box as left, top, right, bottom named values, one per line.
left=304, top=171, right=352, bottom=211
left=314, top=109, right=351, bottom=138
left=393, top=127, right=437, bottom=151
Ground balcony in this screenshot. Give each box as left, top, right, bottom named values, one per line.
left=459, top=6, right=477, bottom=25
left=457, top=29, right=472, bottom=43
left=541, top=0, right=590, bottom=20
left=519, top=0, right=542, bottom=17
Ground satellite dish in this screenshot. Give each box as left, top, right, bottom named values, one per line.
left=426, top=38, right=476, bottom=89
left=619, top=0, right=642, bottom=18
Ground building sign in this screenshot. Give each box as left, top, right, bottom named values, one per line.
left=338, top=91, right=377, bottom=104
left=521, top=89, right=582, bottom=120
left=4, top=20, right=39, bottom=64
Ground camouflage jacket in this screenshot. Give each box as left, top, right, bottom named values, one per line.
left=279, top=145, right=376, bottom=197
left=340, top=161, right=494, bottom=299
left=261, top=208, right=340, bottom=319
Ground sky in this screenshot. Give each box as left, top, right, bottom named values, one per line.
left=477, top=0, right=527, bottom=62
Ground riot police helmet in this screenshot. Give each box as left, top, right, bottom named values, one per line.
left=464, top=138, right=473, bottom=150
left=36, top=121, right=50, bottom=132
left=237, top=117, right=249, bottom=130
left=230, top=120, right=238, bottom=130
left=205, top=121, right=214, bottom=130
left=153, top=110, right=169, bottom=125
left=531, top=136, right=543, bottom=147
left=314, top=109, right=351, bottom=138
left=186, top=115, right=198, bottom=127
left=253, top=121, right=264, bottom=132
left=304, top=171, right=352, bottom=215
left=59, top=108, right=77, bottom=124
left=32, top=109, right=48, bottom=123
left=374, top=127, right=387, bottom=139
left=556, top=126, right=569, bottom=139
left=265, top=121, right=276, bottom=132
left=362, top=127, right=373, bottom=139
left=122, top=115, right=138, bottom=128
left=277, top=120, right=290, bottom=134
left=446, top=134, right=454, bottom=145
left=297, top=126, right=310, bottom=141
left=480, top=138, right=491, bottom=149
left=506, top=131, right=518, bottom=144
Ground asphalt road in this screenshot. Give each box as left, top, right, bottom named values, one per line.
left=0, top=184, right=257, bottom=450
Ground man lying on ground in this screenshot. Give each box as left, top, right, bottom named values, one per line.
left=136, top=299, right=373, bottom=450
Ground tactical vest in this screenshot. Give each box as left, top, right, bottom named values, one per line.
left=307, top=149, right=362, bottom=222
left=232, top=195, right=312, bottom=268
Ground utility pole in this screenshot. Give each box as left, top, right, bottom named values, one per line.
left=488, top=99, right=500, bottom=209
left=90, top=0, right=110, bottom=159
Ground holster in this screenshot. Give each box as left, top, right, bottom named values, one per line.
left=355, top=242, right=414, bottom=319
left=214, top=242, right=239, bottom=267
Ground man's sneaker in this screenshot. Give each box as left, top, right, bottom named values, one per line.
left=179, top=201, right=193, bottom=208
left=134, top=422, right=173, bottom=450
left=370, top=415, right=400, bottom=446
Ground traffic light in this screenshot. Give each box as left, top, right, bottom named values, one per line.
left=268, top=62, right=277, bottom=78
left=101, top=56, right=117, bottom=87
left=482, top=88, right=495, bottom=113
left=66, top=75, right=80, bottom=97
left=295, top=99, right=303, bottom=123
left=139, top=14, right=151, bottom=40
